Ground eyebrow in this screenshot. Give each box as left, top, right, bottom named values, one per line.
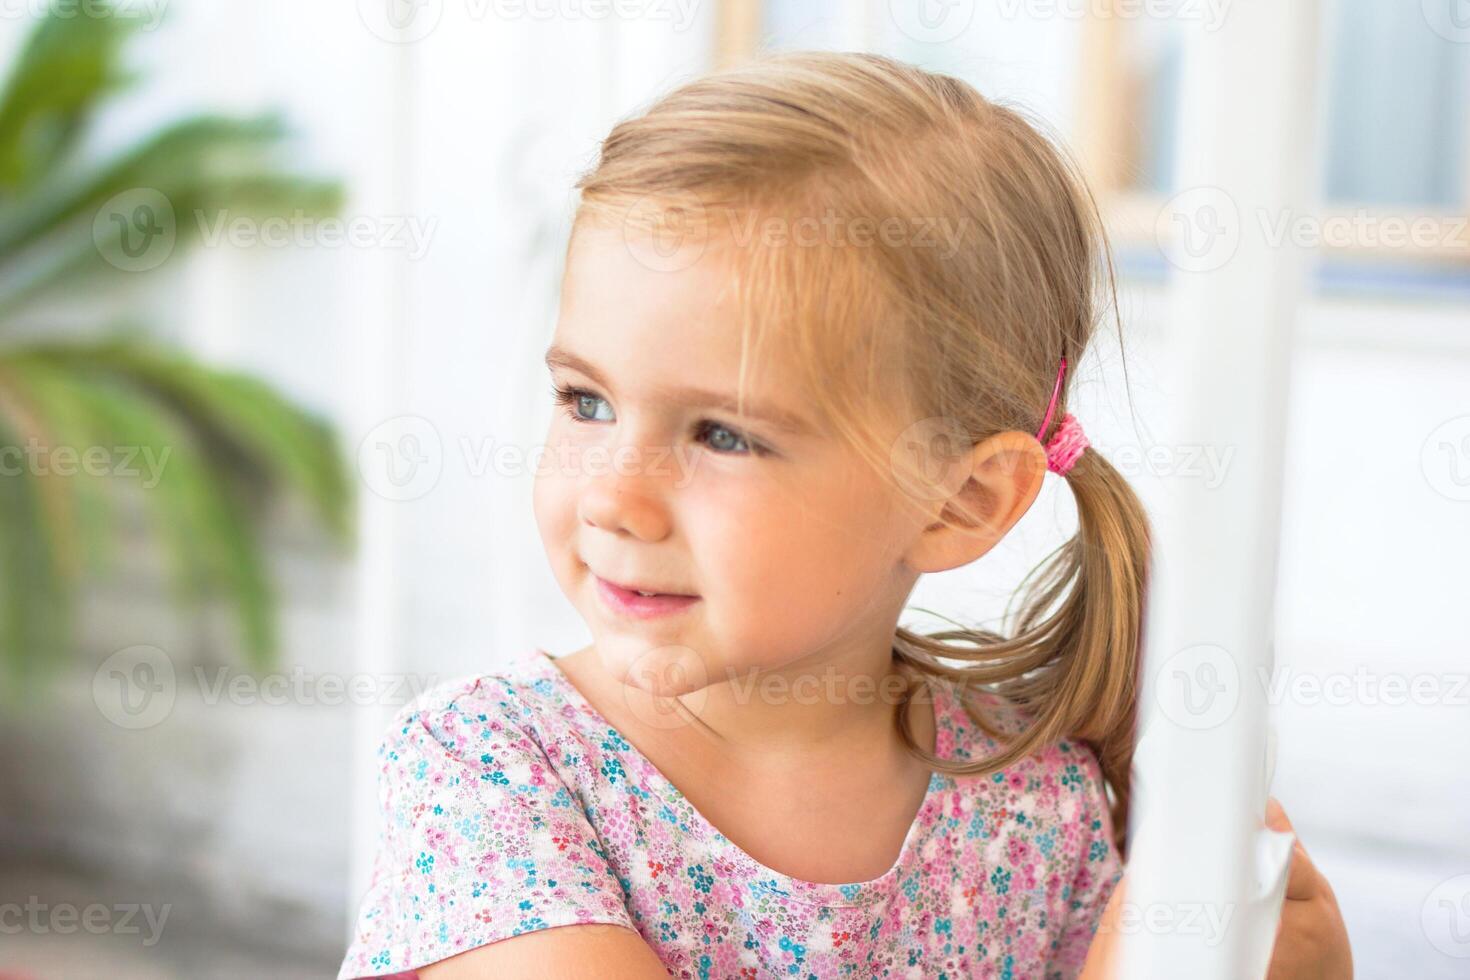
left=543, top=345, right=814, bottom=436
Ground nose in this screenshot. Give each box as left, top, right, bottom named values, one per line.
left=575, top=450, right=675, bottom=542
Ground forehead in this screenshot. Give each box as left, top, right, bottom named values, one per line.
left=552, top=223, right=813, bottom=434
left=558, top=221, right=742, bottom=355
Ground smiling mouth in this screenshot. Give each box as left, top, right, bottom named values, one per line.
left=590, top=568, right=697, bottom=598
left=593, top=575, right=701, bottom=619
left=608, top=581, right=696, bottom=598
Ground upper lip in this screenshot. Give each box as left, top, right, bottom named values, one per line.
left=594, top=573, right=697, bottom=598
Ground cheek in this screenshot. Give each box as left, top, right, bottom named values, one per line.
left=532, top=463, right=576, bottom=564
left=707, top=478, right=902, bottom=623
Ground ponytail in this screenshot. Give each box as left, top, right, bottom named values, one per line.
left=892, top=444, right=1151, bottom=858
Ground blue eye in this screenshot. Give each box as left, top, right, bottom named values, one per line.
left=549, top=383, right=770, bottom=457
left=695, top=421, right=754, bottom=455
left=550, top=383, right=614, bottom=422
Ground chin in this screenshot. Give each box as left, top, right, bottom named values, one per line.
left=592, top=637, right=715, bottom=697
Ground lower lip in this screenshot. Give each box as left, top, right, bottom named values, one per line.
left=594, top=576, right=701, bottom=620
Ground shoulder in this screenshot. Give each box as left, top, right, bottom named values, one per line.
left=1000, top=731, right=1121, bottom=903
left=376, top=651, right=570, bottom=758
left=1027, top=736, right=1115, bottom=843
left=366, top=651, right=603, bottom=812
left=938, top=681, right=1117, bottom=854
left=340, top=652, right=637, bottom=978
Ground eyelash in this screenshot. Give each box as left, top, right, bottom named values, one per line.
left=549, top=382, right=769, bottom=457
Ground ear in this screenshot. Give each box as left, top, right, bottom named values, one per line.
left=902, top=430, right=1048, bottom=575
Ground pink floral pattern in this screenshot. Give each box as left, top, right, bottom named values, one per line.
left=338, top=649, right=1122, bottom=979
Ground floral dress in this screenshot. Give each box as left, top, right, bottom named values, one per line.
left=338, top=648, right=1122, bottom=979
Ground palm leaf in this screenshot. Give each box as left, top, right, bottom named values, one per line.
left=0, top=388, right=73, bottom=704
left=0, top=4, right=356, bottom=693
left=0, top=113, right=339, bottom=255
left=0, top=117, right=344, bottom=316
left=54, top=367, right=277, bottom=671
left=0, top=355, right=118, bottom=581
left=18, top=337, right=354, bottom=546
left=0, top=0, right=147, bottom=193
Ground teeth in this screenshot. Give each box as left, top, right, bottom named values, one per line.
left=635, top=590, right=657, bottom=597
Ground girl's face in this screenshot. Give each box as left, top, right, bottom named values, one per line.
left=533, top=222, right=930, bottom=696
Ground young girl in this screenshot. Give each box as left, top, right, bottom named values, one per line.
left=338, top=51, right=1349, bottom=979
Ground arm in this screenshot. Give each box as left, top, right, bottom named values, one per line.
left=417, top=924, right=670, bottom=980
left=1263, top=797, right=1353, bottom=980
left=1078, top=799, right=1352, bottom=980
left=1078, top=872, right=1126, bottom=979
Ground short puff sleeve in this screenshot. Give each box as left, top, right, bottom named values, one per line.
left=337, top=677, right=636, bottom=979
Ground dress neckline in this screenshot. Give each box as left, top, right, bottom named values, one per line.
left=526, top=647, right=953, bottom=908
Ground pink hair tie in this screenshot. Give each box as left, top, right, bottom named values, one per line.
left=1035, top=356, right=1088, bottom=476
left=1043, top=413, right=1089, bottom=475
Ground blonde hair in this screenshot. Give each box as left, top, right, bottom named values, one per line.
left=572, top=50, right=1150, bottom=855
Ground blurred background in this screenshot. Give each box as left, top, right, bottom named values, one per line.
left=0, top=1, right=1464, bottom=977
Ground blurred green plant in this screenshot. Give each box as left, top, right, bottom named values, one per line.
left=0, top=2, right=355, bottom=702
